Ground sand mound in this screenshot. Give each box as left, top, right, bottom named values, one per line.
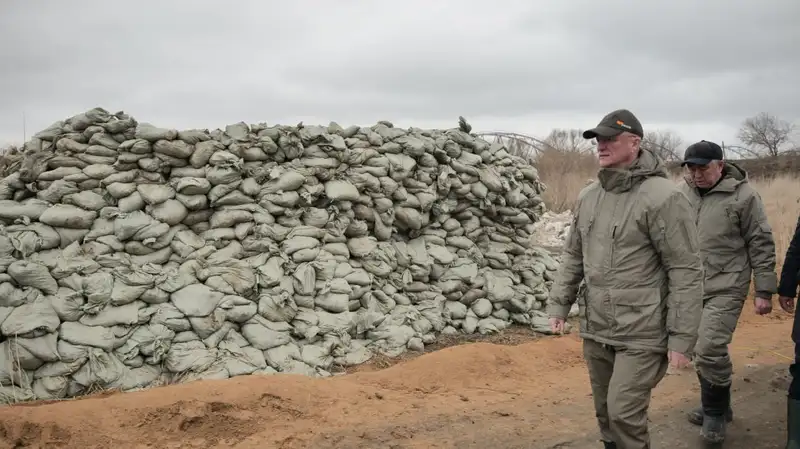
left=0, top=333, right=585, bottom=449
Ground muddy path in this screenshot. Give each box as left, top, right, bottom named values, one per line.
left=0, top=309, right=793, bottom=449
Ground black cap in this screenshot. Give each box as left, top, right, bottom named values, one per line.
left=582, top=109, right=644, bottom=139
left=680, top=140, right=724, bottom=166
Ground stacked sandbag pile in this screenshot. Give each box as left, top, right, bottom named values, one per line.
left=0, top=107, right=559, bottom=402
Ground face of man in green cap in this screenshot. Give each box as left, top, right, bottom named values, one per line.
left=595, top=133, right=641, bottom=168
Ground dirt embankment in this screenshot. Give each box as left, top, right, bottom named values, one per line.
left=0, top=305, right=793, bottom=449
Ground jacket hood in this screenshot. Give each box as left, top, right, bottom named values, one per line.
left=683, top=161, right=748, bottom=192
left=597, top=147, right=668, bottom=193
left=723, top=161, right=747, bottom=180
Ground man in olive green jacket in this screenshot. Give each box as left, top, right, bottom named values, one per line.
left=547, top=109, right=703, bottom=449
left=678, top=140, right=778, bottom=444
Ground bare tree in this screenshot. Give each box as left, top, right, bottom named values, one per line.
left=737, top=112, right=795, bottom=157
left=542, top=128, right=594, bottom=153
left=641, top=130, right=684, bottom=162
left=476, top=132, right=544, bottom=162
left=720, top=144, right=758, bottom=159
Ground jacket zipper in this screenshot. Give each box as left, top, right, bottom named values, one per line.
left=583, top=216, right=595, bottom=334
left=609, top=224, right=617, bottom=268
left=608, top=224, right=618, bottom=335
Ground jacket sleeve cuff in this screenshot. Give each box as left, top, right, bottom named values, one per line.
left=546, top=303, right=571, bottom=319
left=668, top=336, right=696, bottom=356
left=754, top=272, right=778, bottom=296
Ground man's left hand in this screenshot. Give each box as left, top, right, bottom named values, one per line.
left=754, top=296, right=773, bottom=315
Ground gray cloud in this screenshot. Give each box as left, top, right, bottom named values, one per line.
left=0, top=0, right=798, bottom=149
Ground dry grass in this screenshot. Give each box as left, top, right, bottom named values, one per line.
left=533, top=148, right=598, bottom=213
left=751, top=176, right=800, bottom=271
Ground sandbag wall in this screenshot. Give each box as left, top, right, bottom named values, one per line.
left=0, top=107, right=559, bottom=402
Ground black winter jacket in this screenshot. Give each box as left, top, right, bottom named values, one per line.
left=779, top=214, right=800, bottom=298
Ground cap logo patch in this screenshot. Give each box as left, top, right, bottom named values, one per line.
left=615, top=120, right=632, bottom=130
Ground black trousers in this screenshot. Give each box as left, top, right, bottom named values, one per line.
left=790, top=307, right=800, bottom=399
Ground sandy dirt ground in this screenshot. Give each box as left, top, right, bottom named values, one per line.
left=0, top=305, right=794, bottom=449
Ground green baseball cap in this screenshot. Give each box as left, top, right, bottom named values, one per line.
left=582, top=109, right=644, bottom=139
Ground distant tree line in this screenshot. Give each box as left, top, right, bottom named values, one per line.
left=479, top=112, right=797, bottom=163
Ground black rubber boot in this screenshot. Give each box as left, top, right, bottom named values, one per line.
left=602, top=440, right=617, bottom=449
left=686, top=405, right=733, bottom=426
left=699, top=375, right=730, bottom=444
left=788, top=398, right=800, bottom=449
left=688, top=371, right=734, bottom=426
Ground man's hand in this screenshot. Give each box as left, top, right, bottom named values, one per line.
left=549, top=317, right=565, bottom=335
left=780, top=296, right=796, bottom=313
left=668, top=351, right=691, bottom=370
left=754, top=296, right=773, bottom=315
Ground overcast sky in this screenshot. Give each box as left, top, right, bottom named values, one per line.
left=1, top=0, right=798, bottom=152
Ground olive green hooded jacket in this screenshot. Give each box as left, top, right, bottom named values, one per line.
left=547, top=148, right=703, bottom=355
left=678, top=162, right=777, bottom=299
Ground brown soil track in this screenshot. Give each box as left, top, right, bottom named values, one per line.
left=0, top=306, right=793, bottom=449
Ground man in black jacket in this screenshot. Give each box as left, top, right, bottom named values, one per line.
left=779, top=214, right=800, bottom=448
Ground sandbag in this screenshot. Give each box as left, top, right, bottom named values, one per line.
left=0, top=107, right=561, bottom=404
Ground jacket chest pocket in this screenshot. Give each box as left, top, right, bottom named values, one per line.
left=702, top=205, right=746, bottom=273
left=578, top=216, right=595, bottom=256
left=701, top=203, right=740, bottom=239
left=578, top=217, right=606, bottom=284
left=724, top=206, right=742, bottom=237
left=580, top=218, right=621, bottom=285
left=608, top=224, right=619, bottom=267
